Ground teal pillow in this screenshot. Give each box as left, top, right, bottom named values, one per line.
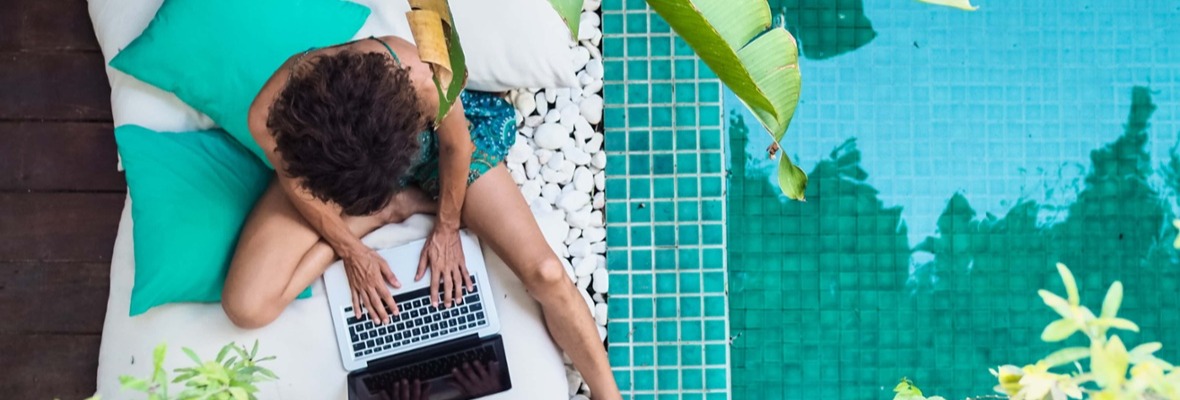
left=116, top=125, right=308, bottom=315
left=110, top=0, right=371, bottom=165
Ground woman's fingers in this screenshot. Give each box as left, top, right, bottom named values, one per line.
left=381, top=258, right=401, bottom=289
left=460, top=262, right=473, bottom=294
left=399, top=379, right=410, bottom=399
left=366, top=286, right=389, bottom=324
left=415, top=244, right=430, bottom=281
left=452, top=269, right=464, bottom=305
left=378, top=282, right=398, bottom=318
left=429, top=268, right=441, bottom=308
left=472, top=360, right=489, bottom=378
left=442, top=267, right=455, bottom=308
left=350, top=288, right=362, bottom=319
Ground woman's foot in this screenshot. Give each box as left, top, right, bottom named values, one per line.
left=381, top=187, right=438, bottom=223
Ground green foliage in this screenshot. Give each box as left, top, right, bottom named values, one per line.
left=548, top=0, right=583, bottom=39
left=84, top=341, right=278, bottom=400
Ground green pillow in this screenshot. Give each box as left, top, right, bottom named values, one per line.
left=117, top=125, right=308, bottom=315
left=110, top=0, right=371, bottom=165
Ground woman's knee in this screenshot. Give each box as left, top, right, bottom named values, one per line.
left=521, top=256, right=575, bottom=303
left=221, top=288, right=282, bottom=329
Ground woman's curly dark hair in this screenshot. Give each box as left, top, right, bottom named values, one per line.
left=268, top=49, right=427, bottom=216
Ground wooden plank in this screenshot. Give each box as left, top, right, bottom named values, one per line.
left=0, top=262, right=109, bottom=334
left=0, top=0, right=99, bottom=52
left=0, top=193, right=124, bottom=262
left=0, top=333, right=100, bottom=399
left=0, top=122, right=124, bottom=192
left=0, top=52, right=111, bottom=121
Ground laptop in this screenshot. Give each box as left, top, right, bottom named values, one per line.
left=323, top=231, right=512, bottom=399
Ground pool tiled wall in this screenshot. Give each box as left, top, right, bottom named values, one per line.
left=602, top=0, right=731, bottom=398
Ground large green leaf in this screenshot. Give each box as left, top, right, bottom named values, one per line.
left=646, top=0, right=800, bottom=142
left=435, top=13, right=467, bottom=124
left=646, top=0, right=803, bottom=197
left=547, top=0, right=584, bottom=40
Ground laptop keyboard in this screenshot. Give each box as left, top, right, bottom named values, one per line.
left=345, top=276, right=487, bottom=359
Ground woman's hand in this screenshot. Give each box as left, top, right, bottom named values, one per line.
left=342, top=245, right=401, bottom=324
left=415, top=226, right=472, bottom=308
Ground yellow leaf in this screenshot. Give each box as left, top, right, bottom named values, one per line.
left=1100, top=281, right=1123, bottom=319
left=406, top=9, right=453, bottom=90
left=916, top=0, right=979, bottom=11
left=1056, top=263, right=1080, bottom=306
left=1041, top=319, right=1078, bottom=342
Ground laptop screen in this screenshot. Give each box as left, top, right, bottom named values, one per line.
left=348, top=336, right=512, bottom=400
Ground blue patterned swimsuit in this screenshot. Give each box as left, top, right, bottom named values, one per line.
left=400, top=90, right=518, bottom=196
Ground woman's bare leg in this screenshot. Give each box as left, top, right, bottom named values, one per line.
left=461, top=165, right=620, bottom=399
left=222, top=178, right=436, bottom=328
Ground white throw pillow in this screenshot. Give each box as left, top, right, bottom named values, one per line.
left=352, top=0, right=579, bottom=92
left=88, top=0, right=578, bottom=133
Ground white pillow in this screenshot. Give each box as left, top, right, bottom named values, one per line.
left=89, top=0, right=216, bottom=132
left=352, top=0, right=579, bottom=92
left=88, top=0, right=578, bottom=133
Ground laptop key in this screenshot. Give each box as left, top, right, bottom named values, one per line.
left=376, top=337, right=385, bottom=345
left=353, top=343, right=364, bottom=351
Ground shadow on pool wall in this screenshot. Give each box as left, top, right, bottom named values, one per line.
left=727, top=86, right=1180, bottom=399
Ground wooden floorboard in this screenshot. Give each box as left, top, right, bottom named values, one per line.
left=0, top=333, right=101, bottom=399
left=0, top=193, right=124, bottom=263
left=0, top=0, right=117, bottom=395
left=0, top=51, right=111, bottom=121
left=0, top=262, right=109, bottom=334
left=0, top=0, right=98, bottom=52
left=0, top=122, right=123, bottom=192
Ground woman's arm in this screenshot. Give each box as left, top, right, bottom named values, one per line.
left=416, top=99, right=475, bottom=308
left=247, top=76, right=400, bottom=324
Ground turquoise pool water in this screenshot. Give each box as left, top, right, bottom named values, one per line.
left=727, top=0, right=1180, bottom=399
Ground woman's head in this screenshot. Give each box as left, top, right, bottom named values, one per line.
left=268, top=49, right=427, bottom=216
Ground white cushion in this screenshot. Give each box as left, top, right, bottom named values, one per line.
left=352, top=0, right=580, bottom=92
left=97, top=200, right=570, bottom=399
left=87, top=0, right=578, bottom=133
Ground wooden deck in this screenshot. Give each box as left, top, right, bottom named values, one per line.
left=0, top=1, right=125, bottom=398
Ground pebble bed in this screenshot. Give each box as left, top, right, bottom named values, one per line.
left=504, top=0, right=604, bottom=397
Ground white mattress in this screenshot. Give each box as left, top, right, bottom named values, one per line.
left=96, top=198, right=570, bottom=399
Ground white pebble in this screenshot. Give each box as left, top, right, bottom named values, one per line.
left=541, top=166, right=563, bottom=185
left=525, top=115, right=544, bottom=128
left=513, top=91, right=536, bottom=116
left=583, top=79, right=604, bottom=95
left=573, top=395, right=590, bottom=400
left=585, top=58, right=604, bottom=80
left=535, top=92, right=549, bottom=116
left=591, top=241, right=606, bottom=254
left=584, top=41, right=603, bottom=60
left=567, top=371, right=584, bottom=397
left=580, top=11, right=601, bottom=27
left=533, top=123, right=571, bottom=150
left=574, top=256, right=597, bottom=277
left=576, top=274, right=592, bottom=290
left=580, top=94, right=603, bottom=125
left=592, top=268, right=609, bottom=293
left=596, top=325, right=607, bottom=341
left=562, top=257, right=575, bottom=280
left=565, top=228, right=582, bottom=245
left=510, top=168, right=526, bottom=184
left=592, top=293, right=605, bottom=303
left=542, top=183, right=562, bottom=204
left=555, top=87, right=572, bottom=103
left=544, top=88, right=559, bottom=103
left=560, top=104, right=580, bottom=125
left=578, top=71, right=594, bottom=86
left=573, top=118, right=594, bottom=142
left=594, top=303, right=608, bottom=326
left=533, top=204, right=569, bottom=257
left=563, top=145, right=592, bottom=166
left=571, top=47, right=591, bottom=72
left=573, top=167, right=594, bottom=192
left=570, top=85, right=583, bottom=100
left=591, top=151, right=606, bottom=169
left=586, top=132, right=604, bottom=154
left=505, top=140, right=532, bottom=165
left=519, top=126, right=534, bottom=138
left=547, top=151, right=565, bottom=169
left=590, top=210, right=604, bottom=227
left=536, top=149, right=553, bottom=165
left=569, top=238, right=592, bottom=259
left=557, top=160, right=576, bottom=184
left=583, top=0, right=601, bottom=11
left=525, top=157, right=541, bottom=179
left=577, top=19, right=597, bottom=41
left=521, top=180, right=542, bottom=203
left=583, top=227, right=605, bottom=243
left=567, top=208, right=593, bottom=229
left=594, top=171, right=605, bottom=191
left=592, top=192, right=605, bottom=208
left=544, top=108, right=561, bottom=124
left=579, top=282, right=595, bottom=313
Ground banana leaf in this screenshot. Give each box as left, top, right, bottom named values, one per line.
left=645, top=0, right=804, bottom=199
left=548, top=0, right=584, bottom=40
left=407, top=0, right=468, bottom=124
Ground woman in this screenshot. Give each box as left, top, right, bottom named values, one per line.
left=221, top=35, right=619, bottom=398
